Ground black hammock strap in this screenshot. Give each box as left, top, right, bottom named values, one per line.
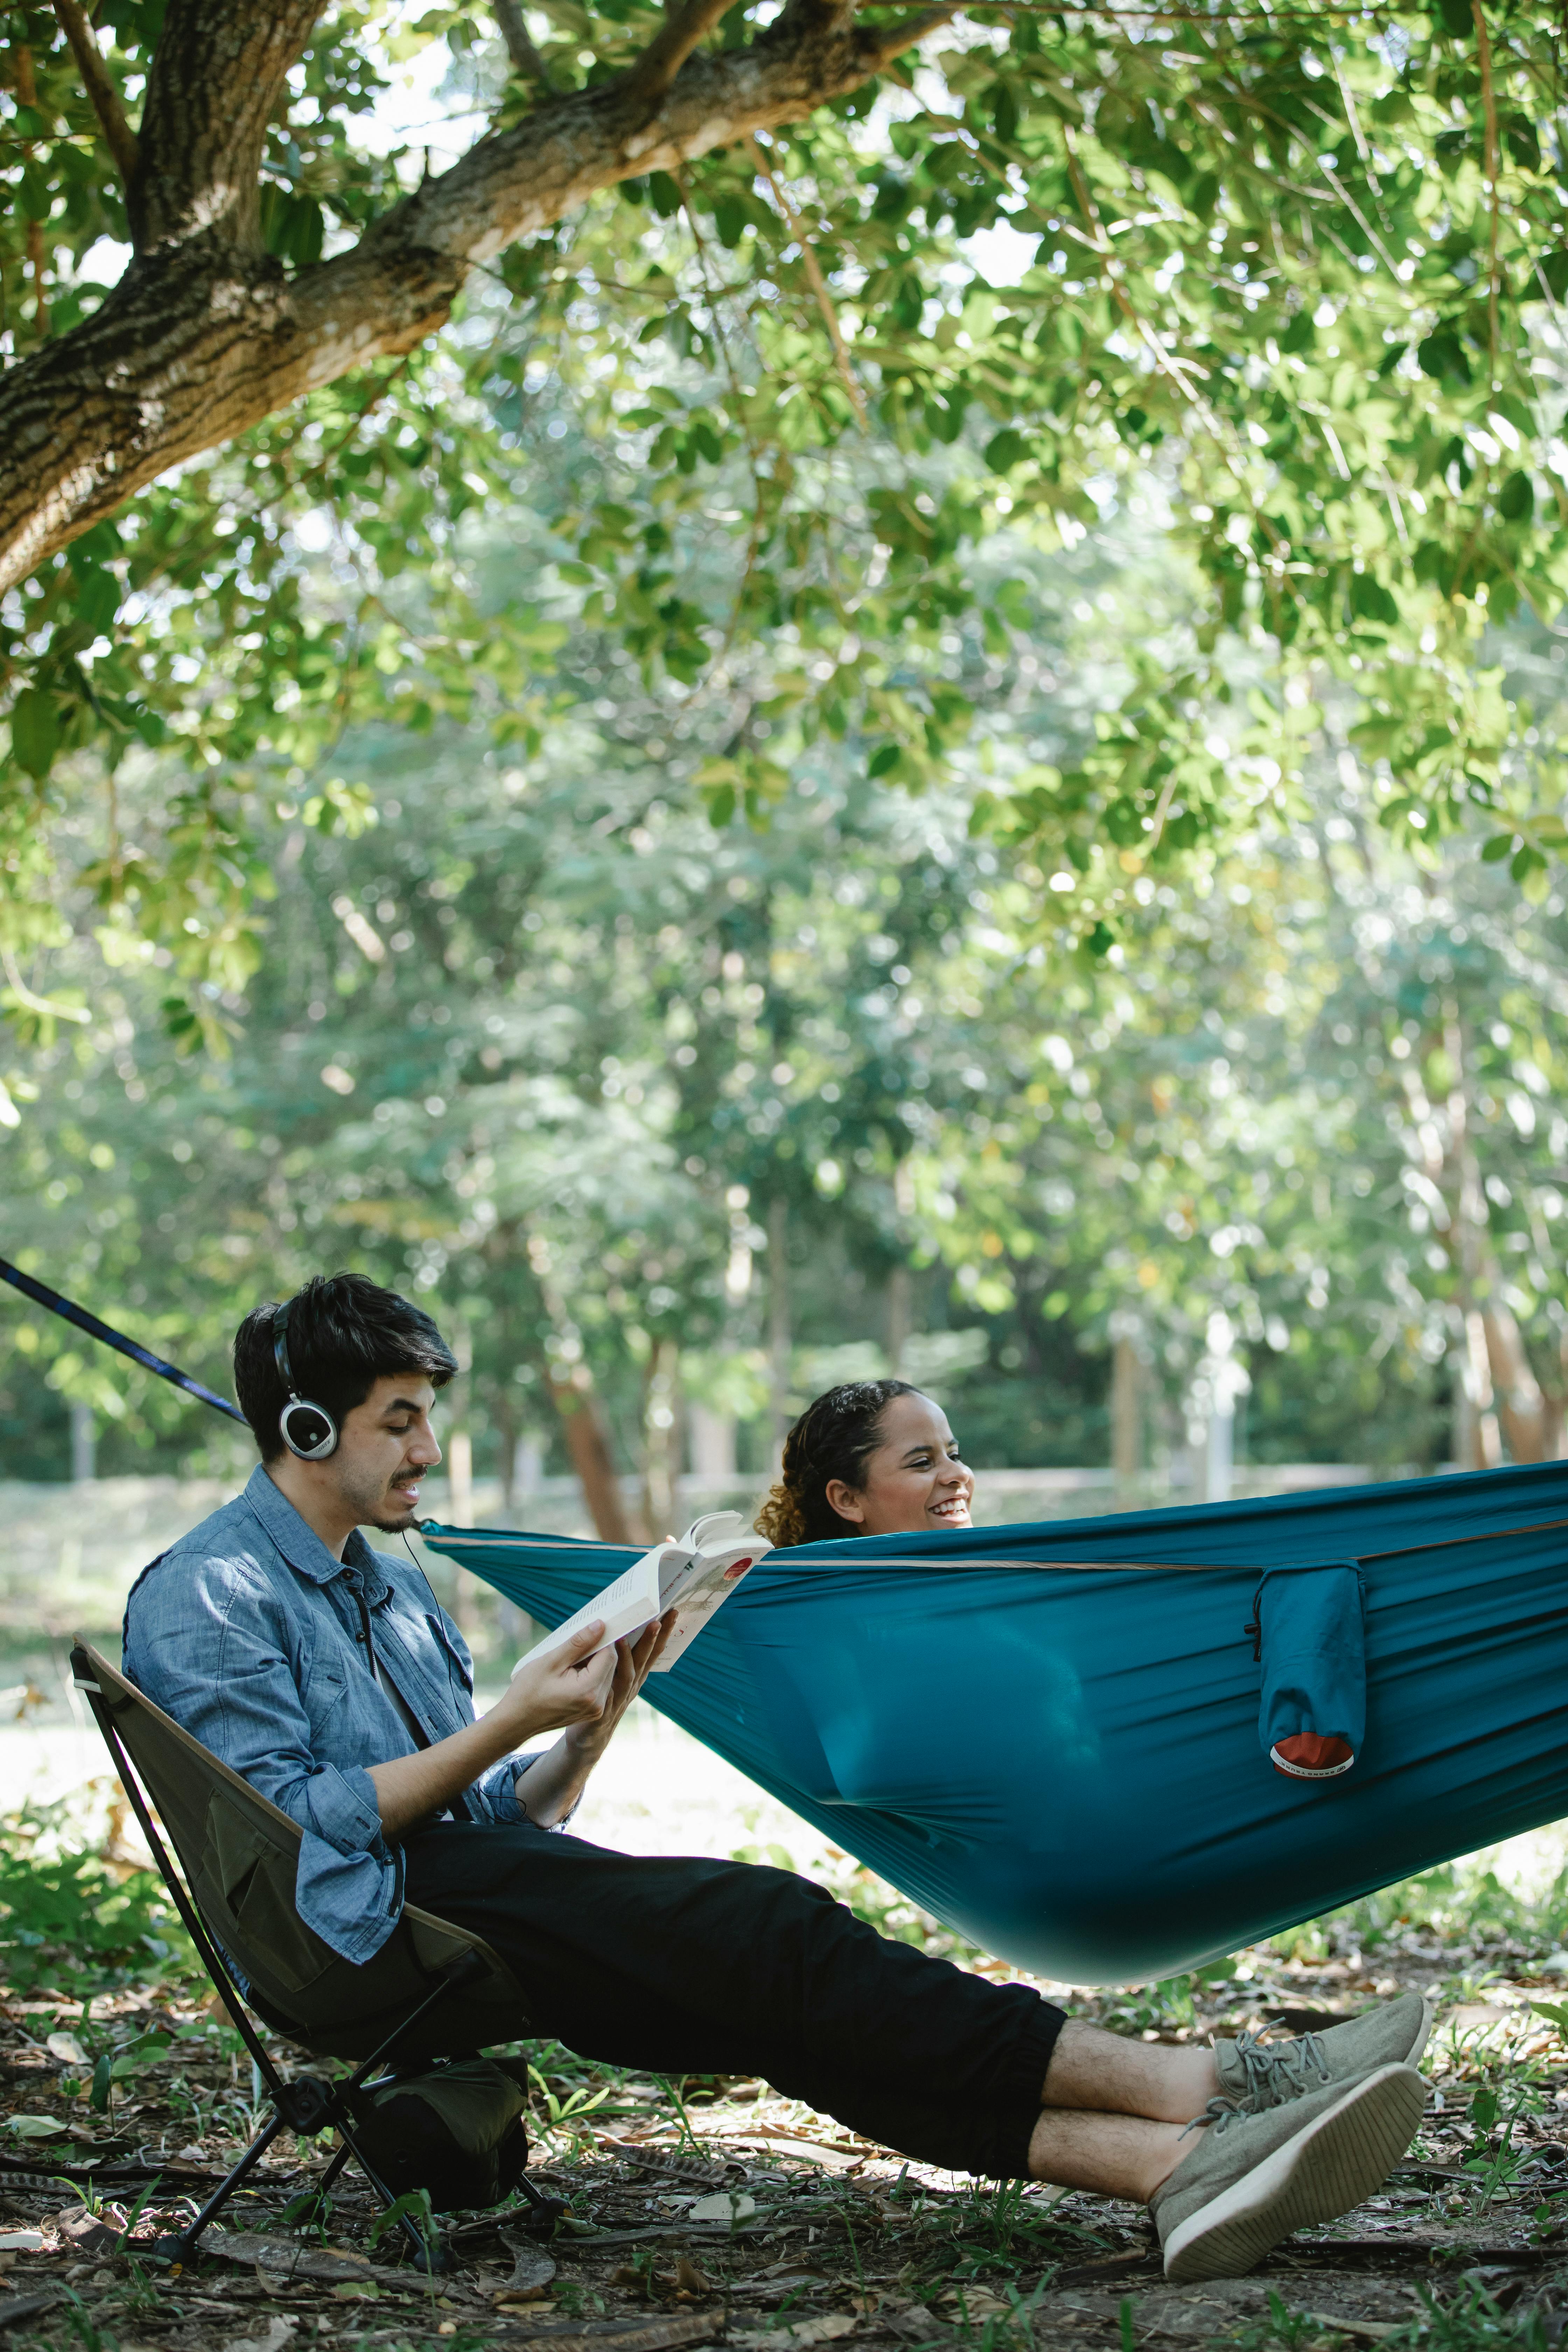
left=0, top=1255, right=247, bottom=1424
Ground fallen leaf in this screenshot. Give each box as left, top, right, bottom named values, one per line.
left=730, top=2321, right=857, bottom=2349
left=209, top=2233, right=388, bottom=2286
left=686, top=2192, right=756, bottom=2225
left=674, top=2259, right=711, bottom=2296
left=45, top=2035, right=86, bottom=2067
left=498, top=2242, right=558, bottom=2296
left=4, top=2118, right=65, bottom=2140
left=54, top=2205, right=124, bottom=2256
left=940, top=2289, right=1011, bottom=2319
left=223, top=2320, right=299, bottom=2352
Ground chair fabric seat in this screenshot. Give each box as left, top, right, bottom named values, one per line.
left=78, top=1642, right=528, bottom=2062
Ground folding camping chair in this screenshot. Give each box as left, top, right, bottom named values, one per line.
left=70, top=1639, right=564, bottom=2272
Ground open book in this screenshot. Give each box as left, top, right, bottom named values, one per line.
left=513, top=1511, right=771, bottom=1678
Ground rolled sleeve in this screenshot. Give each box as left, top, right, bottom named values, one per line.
left=302, top=1760, right=386, bottom=1854
left=475, top=1756, right=528, bottom=1825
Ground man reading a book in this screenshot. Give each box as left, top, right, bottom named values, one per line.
left=123, top=1273, right=1430, bottom=2285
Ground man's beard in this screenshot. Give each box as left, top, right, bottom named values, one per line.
left=342, top=1463, right=422, bottom=1531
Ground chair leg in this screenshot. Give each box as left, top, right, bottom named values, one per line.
left=148, top=2105, right=293, bottom=2268
left=332, top=2118, right=450, bottom=2274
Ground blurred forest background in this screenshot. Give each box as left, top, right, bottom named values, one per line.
left=7, top=438, right=1568, bottom=1540
left=10, top=1, right=1568, bottom=1562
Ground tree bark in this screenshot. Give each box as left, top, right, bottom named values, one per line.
left=552, top=1374, right=635, bottom=1545
left=768, top=1195, right=791, bottom=1456
left=0, top=0, right=950, bottom=593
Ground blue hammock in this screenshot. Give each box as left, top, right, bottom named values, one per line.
left=420, top=1458, right=1568, bottom=1986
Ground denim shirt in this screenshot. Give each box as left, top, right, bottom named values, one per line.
left=122, top=1464, right=536, bottom=1966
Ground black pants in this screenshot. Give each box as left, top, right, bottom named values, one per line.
left=402, top=1821, right=1065, bottom=2181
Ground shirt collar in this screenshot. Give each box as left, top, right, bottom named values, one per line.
left=241, top=1464, right=393, bottom=1604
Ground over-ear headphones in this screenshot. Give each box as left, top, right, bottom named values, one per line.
left=273, top=1297, right=340, bottom=1460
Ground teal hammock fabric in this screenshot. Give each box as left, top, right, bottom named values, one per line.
left=421, top=1458, right=1568, bottom=1985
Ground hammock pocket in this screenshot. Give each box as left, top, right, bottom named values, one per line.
left=422, top=1460, right=1568, bottom=1985
left=1251, top=1562, right=1366, bottom=1780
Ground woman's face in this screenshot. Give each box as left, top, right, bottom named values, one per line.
left=824, top=1392, right=975, bottom=1538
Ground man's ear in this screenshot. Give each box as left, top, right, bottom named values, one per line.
left=824, top=1479, right=866, bottom=1526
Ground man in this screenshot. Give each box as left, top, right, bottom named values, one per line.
left=125, top=1273, right=1432, bottom=2283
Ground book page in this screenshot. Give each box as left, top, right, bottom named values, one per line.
left=514, top=1543, right=672, bottom=1671
left=650, top=1543, right=764, bottom=1671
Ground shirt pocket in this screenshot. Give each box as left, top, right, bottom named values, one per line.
left=424, top=1614, right=474, bottom=1706
left=303, top=1660, right=354, bottom=1745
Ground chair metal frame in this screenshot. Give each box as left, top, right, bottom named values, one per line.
left=70, top=1641, right=562, bottom=2272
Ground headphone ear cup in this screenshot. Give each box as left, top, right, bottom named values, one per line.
left=279, top=1399, right=339, bottom=1460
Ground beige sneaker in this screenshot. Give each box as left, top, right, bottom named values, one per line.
left=1215, top=1991, right=1433, bottom=2111
left=1151, top=2062, right=1426, bottom=2282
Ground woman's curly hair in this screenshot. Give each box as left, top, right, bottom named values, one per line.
left=755, top=1379, right=918, bottom=1548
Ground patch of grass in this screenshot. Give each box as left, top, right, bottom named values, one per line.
left=0, top=1790, right=201, bottom=2001
left=1267, top=1857, right=1568, bottom=1970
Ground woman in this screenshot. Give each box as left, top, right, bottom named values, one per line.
left=756, top=1379, right=975, bottom=1545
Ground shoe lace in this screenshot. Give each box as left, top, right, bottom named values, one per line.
left=1226, top=2028, right=1330, bottom=2108
left=1177, top=2095, right=1254, bottom=2142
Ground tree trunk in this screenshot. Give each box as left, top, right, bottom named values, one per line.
left=886, top=1263, right=911, bottom=1377
left=1111, top=1330, right=1141, bottom=1495
left=768, top=1195, right=791, bottom=1457
left=642, top=1335, right=681, bottom=1540
left=0, top=0, right=948, bottom=589
left=551, top=1374, right=635, bottom=1546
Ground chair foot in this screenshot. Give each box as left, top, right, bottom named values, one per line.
left=515, top=2195, right=568, bottom=2235
left=145, top=2230, right=202, bottom=2271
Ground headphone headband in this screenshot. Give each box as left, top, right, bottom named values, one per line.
left=273, top=1296, right=340, bottom=1461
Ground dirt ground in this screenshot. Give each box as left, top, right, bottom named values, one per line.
left=4, top=1925, right=1567, bottom=2352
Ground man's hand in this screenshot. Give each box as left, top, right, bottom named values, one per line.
left=367, top=1619, right=618, bottom=1842
left=492, top=1620, right=620, bottom=1744
left=563, top=1611, right=676, bottom=1763
left=507, top=1610, right=677, bottom=1829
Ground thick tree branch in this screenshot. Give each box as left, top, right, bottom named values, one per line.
left=491, top=0, right=553, bottom=93
left=626, top=0, right=750, bottom=103
left=50, top=0, right=140, bottom=186
left=130, top=0, right=327, bottom=251
left=0, top=3, right=944, bottom=593
left=858, top=4, right=960, bottom=64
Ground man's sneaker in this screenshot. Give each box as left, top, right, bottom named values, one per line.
left=1215, top=1991, right=1433, bottom=2112
left=1151, top=2062, right=1426, bottom=2282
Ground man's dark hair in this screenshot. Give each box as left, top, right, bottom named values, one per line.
left=233, top=1273, right=457, bottom=1462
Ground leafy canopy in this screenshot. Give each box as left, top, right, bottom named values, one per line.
left=5, top=0, right=1568, bottom=1030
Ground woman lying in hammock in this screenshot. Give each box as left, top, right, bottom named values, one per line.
left=756, top=1378, right=974, bottom=1545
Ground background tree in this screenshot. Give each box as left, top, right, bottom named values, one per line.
left=8, top=2, right=1568, bottom=1040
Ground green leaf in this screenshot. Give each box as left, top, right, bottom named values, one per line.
left=258, top=183, right=325, bottom=270
left=1499, top=470, right=1534, bottom=523
left=9, top=688, right=60, bottom=780
left=1417, top=330, right=1471, bottom=386
left=1470, top=2084, right=1500, bottom=2130
left=1480, top=833, right=1518, bottom=863
left=1531, top=2000, right=1568, bottom=2036
left=985, top=428, right=1027, bottom=474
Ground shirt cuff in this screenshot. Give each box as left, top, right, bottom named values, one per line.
left=302, top=1761, right=388, bottom=1857
left=504, top=1754, right=579, bottom=1833
left=477, top=1755, right=528, bottom=1825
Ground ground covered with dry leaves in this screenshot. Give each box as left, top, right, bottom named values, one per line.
left=5, top=1792, right=1568, bottom=2352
